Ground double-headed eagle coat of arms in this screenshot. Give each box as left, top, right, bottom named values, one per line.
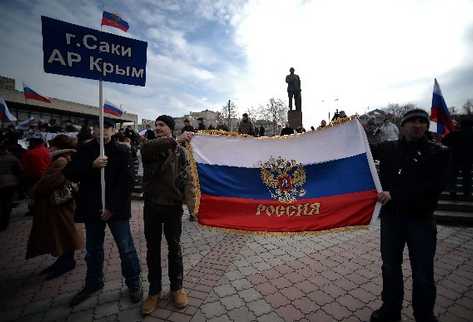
left=259, top=156, right=306, bottom=203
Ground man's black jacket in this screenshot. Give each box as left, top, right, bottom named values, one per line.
left=63, top=139, right=133, bottom=223
left=372, top=138, right=450, bottom=217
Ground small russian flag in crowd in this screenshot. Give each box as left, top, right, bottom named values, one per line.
left=431, top=78, right=454, bottom=136
left=103, top=100, right=123, bottom=117
left=101, top=11, right=129, bottom=32
left=23, top=83, right=51, bottom=103
left=0, top=97, right=17, bottom=122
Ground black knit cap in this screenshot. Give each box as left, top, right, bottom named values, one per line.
left=400, top=109, right=429, bottom=126
left=156, top=115, right=175, bottom=131
left=103, top=118, right=115, bottom=128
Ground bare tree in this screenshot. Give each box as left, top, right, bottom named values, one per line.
left=219, top=100, right=238, bottom=131
left=258, top=98, right=288, bottom=134
left=245, top=106, right=259, bottom=121
left=385, top=103, right=417, bottom=126
left=463, top=99, right=473, bottom=115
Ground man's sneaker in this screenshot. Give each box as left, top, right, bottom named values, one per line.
left=70, top=284, right=103, bottom=307
left=142, top=294, right=160, bottom=315
left=172, top=289, right=188, bottom=308
left=129, top=285, right=143, bottom=303
left=370, top=307, right=401, bottom=322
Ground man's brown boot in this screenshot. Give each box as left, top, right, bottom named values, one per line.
left=142, top=294, right=159, bottom=315
left=172, top=289, right=188, bottom=308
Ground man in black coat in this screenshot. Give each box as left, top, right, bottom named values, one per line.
left=144, top=124, right=156, bottom=140
left=280, top=123, right=295, bottom=136
left=64, top=119, right=142, bottom=306
left=181, top=119, right=195, bottom=133
left=197, top=117, right=206, bottom=131
left=370, top=109, right=450, bottom=322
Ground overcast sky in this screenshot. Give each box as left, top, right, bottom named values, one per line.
left=1, top=0, right=472, bottom=127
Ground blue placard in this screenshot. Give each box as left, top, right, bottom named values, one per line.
left=42, top=16, right=147, bottom=86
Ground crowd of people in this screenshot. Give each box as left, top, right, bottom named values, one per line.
left=0, top=116, right=195, bottom=312
left=0, top=108, right=472, bottom=321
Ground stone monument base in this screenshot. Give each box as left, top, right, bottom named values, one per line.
left=288, top=110, right=302, bottom=129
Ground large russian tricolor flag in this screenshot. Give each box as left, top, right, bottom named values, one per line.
left=103, top=100, right=123, bottom=117
left=190, top=119, right=381, bottom=232
left=431, top=78, right=454, bottom=136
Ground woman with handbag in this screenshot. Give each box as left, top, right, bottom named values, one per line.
left=26, top=137, right=83, bottom=280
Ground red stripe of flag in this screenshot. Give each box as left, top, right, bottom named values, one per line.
left=198, top=190, right=377, bottom=232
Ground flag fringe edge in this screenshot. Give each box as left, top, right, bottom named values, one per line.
left=195, top=116, right=357, bottom=139
left=185, top=143, right=202, bottom=216
left=196, top=223, right=369, bottom=237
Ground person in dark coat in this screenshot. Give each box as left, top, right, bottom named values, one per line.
left=77, top=124, right=94, bottom=146
left=258, top=125, right=265, bottom=136
left=197, top=117, right=206, bottom=131
left=238, top=113, right=255, bottom=135
left=144, top=124, right=156, bottom=140
left=280, top=123, right=295, bottom=136
left=370, top=109, right=450, bottom=322
left=0, top=139, right=22, bottom=231
left=141, top=115, right=195, bottom=315
left=4, top=126, right=25, bottom=160
left=181, top=119, right=195, bottom=133
left=63, top=119, right=142, bottom=306
left=26, top=147, right=83, bottom=280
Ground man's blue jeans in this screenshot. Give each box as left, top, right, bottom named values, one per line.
left=380, top=214, right=437, bottom=321
left=85, top=220, right=141, bottom=289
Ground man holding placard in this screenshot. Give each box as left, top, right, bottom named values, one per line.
left=64, top=119, right=142, bottom=306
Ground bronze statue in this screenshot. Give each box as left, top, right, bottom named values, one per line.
left=285, top=67, right=301, bottom=111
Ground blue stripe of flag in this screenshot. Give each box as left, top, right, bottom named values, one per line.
left=197, top=153, right=375, bottom=199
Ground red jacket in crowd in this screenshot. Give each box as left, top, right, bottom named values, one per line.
left=21, top=145, right=51, bottom=182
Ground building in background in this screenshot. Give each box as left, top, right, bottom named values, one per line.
left=173, top=109, right=220, bottom=133
left=0, top=76, right=138, bottom=128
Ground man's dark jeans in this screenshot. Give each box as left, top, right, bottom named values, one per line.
left=380, top=214, right=437, bottom=321
left=144, top=202, right=183, bottom=295
left=84, top=220, right=141, bottom=289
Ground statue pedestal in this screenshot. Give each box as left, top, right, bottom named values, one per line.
left=288, top=110, right=302, bottom=129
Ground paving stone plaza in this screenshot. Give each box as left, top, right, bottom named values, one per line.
left=1, top=201, right=472, bottom=322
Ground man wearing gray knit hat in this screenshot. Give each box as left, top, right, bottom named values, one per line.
left=400, top=108, right=429, bottom=127
left=370, top=108, right=450, bottom=322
